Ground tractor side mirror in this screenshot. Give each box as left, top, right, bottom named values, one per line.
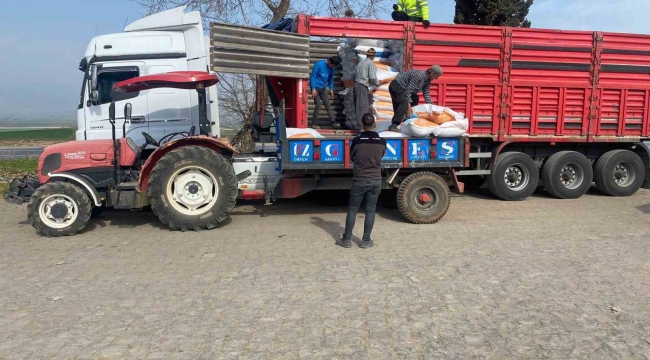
left=124, top=103, right=132, bottom=121
left=108, top=102, right=116, bottom=123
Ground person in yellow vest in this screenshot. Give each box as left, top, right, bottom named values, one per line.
left=392, top=0, right=430, bottom=27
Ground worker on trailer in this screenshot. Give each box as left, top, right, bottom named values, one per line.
left=387, top=65, right=443, bottom=133
left=339, top=113, right=386, bottom=249
left=310, top=56, right=343, bottom=129
left=392, top=0, right=431, bottom=27
left=354, top=48, right=379, bottom=129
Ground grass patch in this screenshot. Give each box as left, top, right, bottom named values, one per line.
left=0, top=128, right=74, bottom=141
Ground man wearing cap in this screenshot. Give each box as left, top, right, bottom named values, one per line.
left=353, top=48, right=379, bottom=130
left=387, top=65, right=443, bottom=132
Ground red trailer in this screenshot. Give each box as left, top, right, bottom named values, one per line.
left=253, top=16, right=650, bottom=201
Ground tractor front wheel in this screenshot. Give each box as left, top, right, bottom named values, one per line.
left=28, top=182, right=92, bottom=237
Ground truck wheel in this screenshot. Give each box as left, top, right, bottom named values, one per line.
left=27, top=182, right=92, bottom=237
left=457, top=175, right=486, bottom=192
left=148, top=146, right=237, bottom=231
left=488, top=152, right=539, bottom=201
left=379, top=189, right=398, bottom=209
left=542, top=151, right=593, bottom=199
left=594, top=150, right=645, bottom=197
left=397, top=172, right=450, bottom=224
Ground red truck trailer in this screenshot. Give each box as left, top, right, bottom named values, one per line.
left=232, top=16, right=650, bottom=202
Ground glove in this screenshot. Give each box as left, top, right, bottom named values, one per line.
left=393, top=4, right=399, bottom=10
left=423, top=20, right=430, bottom=27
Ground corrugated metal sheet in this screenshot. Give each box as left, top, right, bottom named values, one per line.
left=210, top=23, right=310, bottom=78
left=308, top=41, right=346, bottom=128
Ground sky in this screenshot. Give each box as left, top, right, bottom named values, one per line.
left=1, top=0, right=650, bottom=119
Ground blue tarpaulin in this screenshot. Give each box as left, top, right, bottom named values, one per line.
left=261, top=18, right=294, bottom=32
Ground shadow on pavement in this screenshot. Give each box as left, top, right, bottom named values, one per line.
left=638, top=204, right=650, bottom=214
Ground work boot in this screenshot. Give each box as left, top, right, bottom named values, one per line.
left=388, top=125, right=400, bottom=133
left=332, top=122, right=342, bottom=129
left=359, top=239, right=374, bottom=249
left=337, top=237, right=352, bottom=248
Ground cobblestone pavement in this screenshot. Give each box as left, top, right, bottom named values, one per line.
left=1, top=188, right=649, bottom=360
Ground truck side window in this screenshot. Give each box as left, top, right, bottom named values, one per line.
left=96, top=67, right=140, bottom=105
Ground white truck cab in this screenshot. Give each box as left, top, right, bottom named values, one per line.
left=77, top=6, right=219, bottom=145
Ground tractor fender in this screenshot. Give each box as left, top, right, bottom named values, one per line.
left=138, top=136, right=237, bottom=192
left=49, top=172, right=103, bottom=207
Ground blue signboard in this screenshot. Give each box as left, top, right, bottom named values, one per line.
left=320, top=140, right=344, bottom=163
left=382, top=139, right=402, bottom=161
left=289, top=140, right=314, bottom=163
left=436, top=138, right=459, bottom=161
left=407, top=140, right=430, bottom=162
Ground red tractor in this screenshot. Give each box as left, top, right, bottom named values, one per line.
left=4, top=72, right=244, bottom=237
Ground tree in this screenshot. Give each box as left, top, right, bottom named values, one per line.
left=454, top=0, right=534, bottom=28
left=135, top=0, right=389, bottom=129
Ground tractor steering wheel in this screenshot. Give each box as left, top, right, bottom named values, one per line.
left=142, top=132, right=160, bottom=147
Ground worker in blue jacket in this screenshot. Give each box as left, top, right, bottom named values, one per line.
left=310, top=56, right=342, bottom=129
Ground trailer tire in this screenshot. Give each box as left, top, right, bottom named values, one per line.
left=542, top=151, right=593, bottom=199
left=28, top=182, right=92, bottom=237
left=148, top=146, right=237, bottom=231
left=488, top=152, right=539, bottom=201
left=594, top=150, right=645, bottom=197
left=397, top=172, right=450, bottom=224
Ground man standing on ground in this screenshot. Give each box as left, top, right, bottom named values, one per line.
left=387, top=65, right=443, bottom=132
left=310, top=56, right=342, bottom=129
left=353, top=48, right=379, bottom=129
left=391, top=0, right=431, bottom=27
left=339, top=113, right=386, bottom=249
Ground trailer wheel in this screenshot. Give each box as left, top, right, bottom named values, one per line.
left=28, top=182, right=92, bottom=237
left=542, top=151, right=593, bottom=199
left=594, top=150, right=645, bottom=197
left=397, top=172, right=450, bottom=224
left=488, top=152, right=539, bottom=201
left=148, top=146, right=237, bottom=231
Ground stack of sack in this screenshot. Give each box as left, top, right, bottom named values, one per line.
left=400, top=104, right=469, bottom=137
left=286, top=128, right=325, bottom=139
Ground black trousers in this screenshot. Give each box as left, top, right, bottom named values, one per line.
left=389, top=80, right=410, bottom=125
left=343, top=180, right=382, bottom=241
left=353, top=82, right=370, bottom=128
left=391, top=11, right=418, bottom=22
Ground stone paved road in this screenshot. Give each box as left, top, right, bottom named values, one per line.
left=1, top=188, right=650, bottom=360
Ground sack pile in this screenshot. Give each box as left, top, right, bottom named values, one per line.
left=400, top=104, right=469, bottom=137
left=286, top=128, right=325, bottom=139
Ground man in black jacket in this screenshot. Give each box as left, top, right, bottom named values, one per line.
left=338, top=113, right=387, bottom=249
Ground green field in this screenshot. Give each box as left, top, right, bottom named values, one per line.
left=0, top=158, right=38, bottom=193
left=0, top=128, right=74, bottom=141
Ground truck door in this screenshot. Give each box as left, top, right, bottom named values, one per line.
left=84, top=62, right=148, bottom=145
left=146, top=63, right=193, bottom=141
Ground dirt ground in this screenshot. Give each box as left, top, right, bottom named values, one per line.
left=1, top=188, right=649, bottom=359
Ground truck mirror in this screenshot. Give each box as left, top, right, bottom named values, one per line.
left=90, top=65, right=98, bottom=91
left=124, top=103, right=132, bottom=121
left=109, top=102, right=116, bottom=122
left=90, top=90, right=99, bottom=105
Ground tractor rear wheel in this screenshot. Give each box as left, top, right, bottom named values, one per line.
left=28, top=182, right=92, bottom=237
left=148, top=146, right=237, bottom=231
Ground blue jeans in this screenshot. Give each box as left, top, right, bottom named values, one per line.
left=343, top=180, right=382, bottom=241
